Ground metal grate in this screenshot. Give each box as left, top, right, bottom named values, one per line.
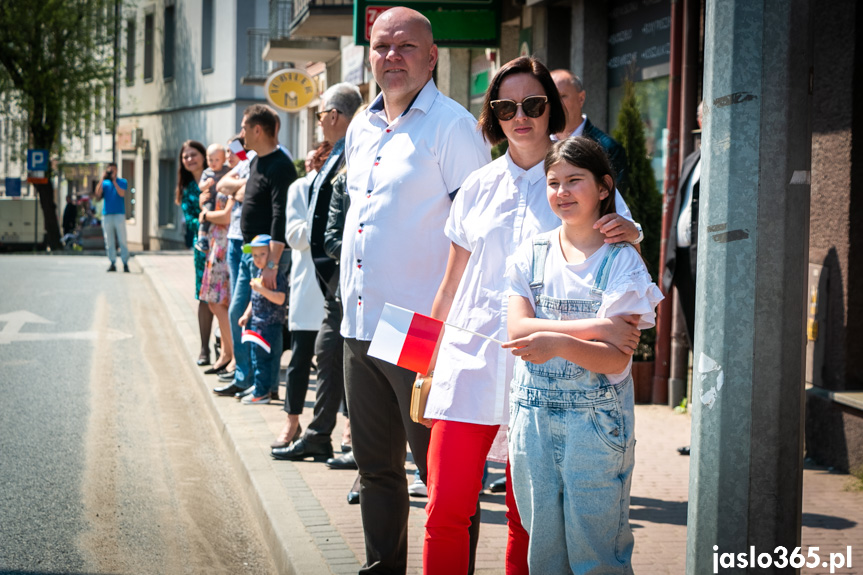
left=245, top=29, right=271, bottom=84
left=269, top=0, right=292, bottom=39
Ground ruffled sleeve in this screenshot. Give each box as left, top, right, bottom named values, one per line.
left=598, top=247, right=664, bottom=329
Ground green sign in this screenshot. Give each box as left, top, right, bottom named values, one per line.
left=354, top=1, right=500, bottom=48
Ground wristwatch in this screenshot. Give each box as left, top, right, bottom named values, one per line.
left=633, top=223, right=644, bottom=245
left=266, top=261, right=277, bottom=270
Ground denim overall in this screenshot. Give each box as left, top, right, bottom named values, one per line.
left=509, top=235, right=636, bottom=575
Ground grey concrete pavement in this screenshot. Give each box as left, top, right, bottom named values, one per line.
left=137, top=251, right=863, bottom=575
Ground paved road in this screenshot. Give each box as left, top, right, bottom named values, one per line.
left=0, top=255, right=276, bottom=575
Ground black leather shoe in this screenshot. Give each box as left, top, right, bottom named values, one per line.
left=340, top=443, right=352, bottom=453
left=272, top=438, right=333, bottom=461
left=489, top=476, right=507, bottom=493
left=213, top=383, right=246, bottom=396
left=347, top=474, right=361, bottom=505
left=326, top=451, right=358, bottom=470
left=203, top=362, right=229, bottom=375
left=196, top=354, right=211, bottom=366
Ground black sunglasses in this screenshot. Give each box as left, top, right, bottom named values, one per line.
left=489, top=96, right=548, bottom=121
left=316, top=108, right=340, bottom=121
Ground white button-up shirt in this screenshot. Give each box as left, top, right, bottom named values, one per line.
left=341, top=80, right=491, bottom=340
left=424, top=152, right=562, bottom=425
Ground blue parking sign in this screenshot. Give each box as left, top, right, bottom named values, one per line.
left=5, top=177, right=22, bottom=197
left=27, top=149, right=49, bottom=171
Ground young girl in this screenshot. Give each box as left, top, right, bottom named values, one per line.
left=503, top=137, right=663, bottom=574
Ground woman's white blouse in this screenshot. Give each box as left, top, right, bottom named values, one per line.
left=424, top=152, right=562, bottom=425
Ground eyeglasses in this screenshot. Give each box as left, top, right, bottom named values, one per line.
left=316, top=109, right=340, bottom=121
left=489, top=96, right=548, bottom=121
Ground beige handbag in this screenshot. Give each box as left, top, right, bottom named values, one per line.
left=410, top=372, right=434, bottom=425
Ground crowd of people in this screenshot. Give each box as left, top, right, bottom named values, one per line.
left=173, top=7, right=664, bottom=574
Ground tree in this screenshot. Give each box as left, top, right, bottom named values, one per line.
left=613, top=78, right=663, bottom=360
left=0, top=1, right=117, bottom=250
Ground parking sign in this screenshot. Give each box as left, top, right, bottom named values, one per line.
left=27, top=149, right=49, bottom=171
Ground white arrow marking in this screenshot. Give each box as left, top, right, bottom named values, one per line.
left=0, top=310, right=131, bottom=344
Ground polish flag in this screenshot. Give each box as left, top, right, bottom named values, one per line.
left=229, top=139, right=248, bottom=161
left=242, top=329, right=271, bottom=354
left=368, top=303, right=444, bottom=375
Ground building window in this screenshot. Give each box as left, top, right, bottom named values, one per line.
left=163, top=5, right=175, bottom=80
left=201, top=0, right=214, bottom=73
left=144, top=12, right=154, bottom=82
left=126, top=18, right=136, bottom=85
left=158, top=158, right=177, bottom=227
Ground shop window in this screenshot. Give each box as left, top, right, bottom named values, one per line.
left=158, top=158, right=176, bottom=227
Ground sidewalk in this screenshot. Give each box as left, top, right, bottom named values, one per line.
left=136, top=252, right=863, bottom=575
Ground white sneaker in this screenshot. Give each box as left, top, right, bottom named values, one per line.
left=407, top=477, right=427, bottom=497
left=241, top=393, right=270, bottom=405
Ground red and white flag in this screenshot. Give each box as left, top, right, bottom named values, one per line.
left=368, top=303, right=444, bottom=375
left=229, top=139, right=248, bottom=161
left=242, top=329, right=271, bottom=354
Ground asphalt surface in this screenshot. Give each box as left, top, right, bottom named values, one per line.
left=0, top=254, right=277, bottom=575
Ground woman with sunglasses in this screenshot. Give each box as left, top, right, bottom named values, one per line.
left=420, top=57, right=641, bottom=575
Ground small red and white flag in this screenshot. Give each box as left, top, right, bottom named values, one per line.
left=229, top=139, right=248, bottom=161
left=368, top=304, right=444, bottom=375
left=242, top=329, right=271, bottom=354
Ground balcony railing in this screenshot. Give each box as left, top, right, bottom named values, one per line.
left=270, top=0, right=292, bottom=40
left=290, top=0, right=353, bottom=38
left=244, top=29, right=287, bottom=85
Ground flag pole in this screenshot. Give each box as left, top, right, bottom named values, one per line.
left=443, top=322, right=505, bottom=345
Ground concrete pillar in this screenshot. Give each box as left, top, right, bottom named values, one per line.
left=686, top=0, right=812, bottom=571
left=436, top=48, right=470, bottom=110
left=570, top=0, right=609, bottom=130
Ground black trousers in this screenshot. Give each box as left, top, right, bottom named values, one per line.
left=344, top=337, right=430, bottom=574
left=303, top=298, right=345, bottom=442
left=674, top=246, right=697, bottom=346
left=284, top=330, right=317, bottom=415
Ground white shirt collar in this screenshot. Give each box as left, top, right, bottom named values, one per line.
left=504, top=149, right=546, bottom=186
left=367, top=79, right=438, bottom=124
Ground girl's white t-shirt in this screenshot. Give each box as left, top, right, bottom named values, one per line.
left=506, top=228, right=664, bottom=383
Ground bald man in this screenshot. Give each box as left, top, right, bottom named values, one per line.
left=341, top=7, right=490, bottom=573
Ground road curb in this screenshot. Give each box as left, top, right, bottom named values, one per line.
left=137, top=255, right=359, bottom=575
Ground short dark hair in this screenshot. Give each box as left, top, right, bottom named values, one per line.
left=243, top=104, right=279, bottom=138
left=544, top=137, right=617, bottom=218
left=477, top=57, right=566, bottom=146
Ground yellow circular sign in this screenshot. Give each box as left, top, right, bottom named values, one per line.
left=265, top=68, right=318, bottom=112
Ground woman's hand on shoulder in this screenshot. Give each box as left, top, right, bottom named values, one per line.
left=502, top=331, right=569, bottom=364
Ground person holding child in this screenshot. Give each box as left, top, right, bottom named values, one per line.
left=195, top=143, right=231, bottom=254
left=503, top=137, right=663, bottom=573
left=422, top=57, right=642, bottom=575
left=238, top=234, right=289, bottom=401
left=198, top=146, right=235, bottom=375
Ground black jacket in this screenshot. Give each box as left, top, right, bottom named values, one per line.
left=323, top=172, right=349, bottom=300
left=308, top=144, right=346, bottom=300
left=662, top=148, right=701, bottom=293
left=583, top=117, right=629, bottom=195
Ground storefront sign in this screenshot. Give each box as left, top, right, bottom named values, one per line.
left=265, top=69, right=318, bottom=113
left=607, top=0, right=672, bottom=87
left=354, top=0, right=499, bottom=47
